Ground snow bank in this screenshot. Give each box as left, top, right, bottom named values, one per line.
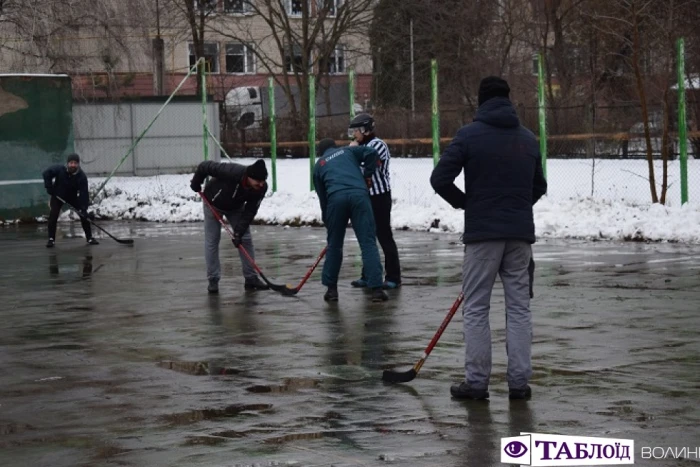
left=42, top=158, right=700, bottom=243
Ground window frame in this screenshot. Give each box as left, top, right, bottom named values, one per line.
left=324, top=44, right=346, bottom=74
left=188, top=42, right=221, bottom=74
left=225, top=43, right=256, bottom=74
left=223, top=0, right=251, bottom=14
left=286, top=0, right=307, bottom=17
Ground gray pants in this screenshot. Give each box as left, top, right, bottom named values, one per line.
left=203, top=204, right=257, bottom=282
left=462, top=240, right=532, bottom=390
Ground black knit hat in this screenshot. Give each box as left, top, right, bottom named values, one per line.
left=246, top=159, right=268, bottom=181
left=66, top=153, right=80, bottom=163
left=478, top=76, right=511, bottom=106
left=317, top=138, right=336, bottom=156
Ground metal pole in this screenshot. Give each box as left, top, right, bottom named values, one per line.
left=410, top=18, right=415, bottom=114
left=269, top=77, right=277, bottom=193
left=349, top=68, right=356, bottom=120
left=93, top=61, right=199, bottom=197
left=200, top=57, right=209, bottom=161
left=677, top=38, right=688, bottom=205
left=537, top=52, right=548, bottom=179
left=431, top=59, right=439, bottom=167
left=309, top=74, right=316, bottom=191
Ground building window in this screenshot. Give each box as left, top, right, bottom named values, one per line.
left=226, top=44, right=255, bottom=73
left=224, top=0, right=250, bottom=13
left=195, top=0, right=217, bottom=14
left=285, top=44, right=306, bottom=72
left=286, top=0, right=306, bottom=16
left=189, top=42, right=219, bottom=73
left=316, top=0, right=342, bottom=16
left=324, top=45, right=345, bottom=74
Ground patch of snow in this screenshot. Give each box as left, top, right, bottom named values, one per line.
left=57, top=157, right=700, bottom=243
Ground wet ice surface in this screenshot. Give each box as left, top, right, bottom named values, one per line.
left=1, top=222, right=699, bottom=467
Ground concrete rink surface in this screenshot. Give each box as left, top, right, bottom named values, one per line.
left=0, top=222, right=699, bottom=467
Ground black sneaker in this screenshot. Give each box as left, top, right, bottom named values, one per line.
left=86, top=238, right=99, bottom=245
left=46, top=238, right=55, bottom=248
left=371, top=287, right=389, bottom=302
left=244, top=276, right=269, bottom=291
left=324, top=286, right=338, bottom=302
left=207, top=279, right=219, bottom=294
left=509, top=385, right=532, bottom=400
left=450, top=382, right=489, bottom=400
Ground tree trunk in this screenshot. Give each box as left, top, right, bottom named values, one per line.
left=631, top=7, right=658, bottom=203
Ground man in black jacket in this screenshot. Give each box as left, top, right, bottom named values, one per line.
left=430, top=77, right=547, bottom=401
left=190, top=159, right=269, bottom=294
left=43, top=153, right=98, bottom=248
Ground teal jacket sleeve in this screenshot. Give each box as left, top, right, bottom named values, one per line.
left=348, top=146, right=378, bottom=179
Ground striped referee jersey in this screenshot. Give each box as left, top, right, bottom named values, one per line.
left=364, top=137, right=391, bottom=196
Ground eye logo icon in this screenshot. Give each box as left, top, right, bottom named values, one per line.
left=504, top=441, right=528, bottom=458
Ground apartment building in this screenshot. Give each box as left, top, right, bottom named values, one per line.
left=0, top=0, right=374, bottom=102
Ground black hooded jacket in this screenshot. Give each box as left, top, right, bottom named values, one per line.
left=191, top=161, right=267, bottom=235
left=42, top=164, right=90, bottom=210
left=430, top=97, right=547, bottom=244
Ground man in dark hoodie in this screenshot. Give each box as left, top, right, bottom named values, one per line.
left=43, top=153, right=98, bottom=248
left=190, top=159, right=269, bottom=294
left=430, top=77, right=547, bottom=401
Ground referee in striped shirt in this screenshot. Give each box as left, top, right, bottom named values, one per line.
left=348, top=113, right=402, bottom=289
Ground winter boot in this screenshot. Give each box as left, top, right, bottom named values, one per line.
left=46, top=238, right=55, bottom=248
left=383, top=280, right=401, bottom=290
left=371, top=287, right=389, bottom=302
left=509, top=385, right=532, bottom=400
left=244, top=276, right=269, bottom=291
left=351, top=278, right=368, bottom=288
left=450, top=382, right=489, bottom=400
left=324, top=286, right=339, bottom=302
left=207, top=279, right=219, bottom=294
left=86, top=238, right=100, bottom=245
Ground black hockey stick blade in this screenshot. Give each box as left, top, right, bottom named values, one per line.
left=382, top=368, right=417, bottom=383
left=258, top=273, right=297, bottom=296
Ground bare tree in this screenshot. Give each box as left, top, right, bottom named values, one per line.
left=591, top=0, right=699, bottom=203
left=0, top=0, right=154, bottom=97
left=204, top=0, right=375, bottom=138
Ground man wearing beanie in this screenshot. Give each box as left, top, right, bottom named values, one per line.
left=313, top=138, right=388, bottom=303
left=190, top=158, right=269, bottom=294
left=430, top=76, right=547, bottom=401
left=42, top=153, right=98, bottom=247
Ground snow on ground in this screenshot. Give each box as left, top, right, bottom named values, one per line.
left=82, top=157, right=700, bottom=243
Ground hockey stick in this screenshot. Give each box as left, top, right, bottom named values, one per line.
left=56, top=196, right=134, bottom=245
left=288, top=246, right=327, bottom=294
left=198, top=192, right=295, bottom=296
left=382, top=291, right=464, bottom=383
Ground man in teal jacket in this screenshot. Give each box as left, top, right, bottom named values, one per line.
left=313, top=138, right=388, bottom=303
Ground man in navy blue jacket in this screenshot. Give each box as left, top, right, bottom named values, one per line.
left=430, top=77, right=547, bottom=401
left=43, top=153, right=98, bottom=248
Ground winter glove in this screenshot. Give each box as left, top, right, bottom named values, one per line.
left=190, top=179, right=202, bottom=193
left=232, top=232, right=242, bottom=248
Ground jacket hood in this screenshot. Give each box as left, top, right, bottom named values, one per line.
left=474, top=97, right=520, bottom=128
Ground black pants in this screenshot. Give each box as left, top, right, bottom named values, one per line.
left=48, top=197, right=92, bottom=240
left=362, top=191, right=401, bottom=283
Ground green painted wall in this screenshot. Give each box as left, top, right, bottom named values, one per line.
left=0, top=75, right=74, bottom=221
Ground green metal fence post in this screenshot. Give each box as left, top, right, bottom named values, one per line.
left=200, top=57, right=209, bottom=161
left=678, top=38, right=688, bottom=205
left=268, top=77, right=277, bottom=193
left=431, top=59, right=440, bottom=167
left=537, top=53, right=548, bottom=179
left=309, top=74, right=316, bottom=191
left=349, top=68, right=356, bottom=121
